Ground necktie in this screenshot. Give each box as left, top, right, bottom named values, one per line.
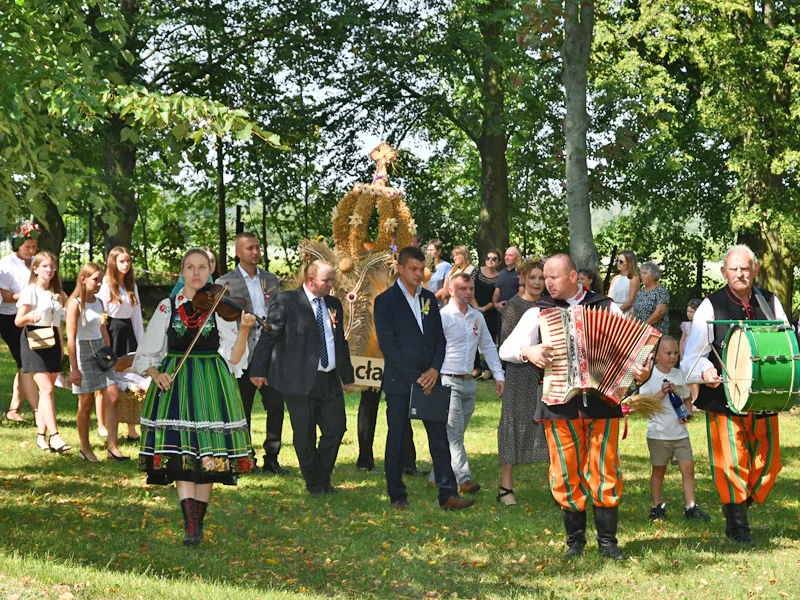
left=315, top=298, right=329, bottom=368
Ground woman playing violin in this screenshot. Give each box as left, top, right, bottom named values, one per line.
left=133, top=248, right=256, bottom=546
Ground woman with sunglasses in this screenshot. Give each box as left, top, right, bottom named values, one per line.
left=608, top=250, right=640, bottom=316
left=470, top=250, right=501, bottom=378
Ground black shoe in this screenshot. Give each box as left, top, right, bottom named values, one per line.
left=562, top=509, right=587, bottom=558
left=125, top=435, right=141, bottom=444
left=323, top=484, right=339, bottom=494
left=723, top=502, right=754, bottom=546
left=403, top=468, right=430, bottom=476
left=594, top=506, right=625, bottom=560
left=684, top=504, right=710, bottom=521
left=357, top=465, right=376, bottom=472
left=649, top=503, right=667, bottom=521
left=107, top=451, right=131, bottom=462
left=263, top=456, right=289, bottom=475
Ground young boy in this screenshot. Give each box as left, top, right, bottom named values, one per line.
left=639, top=336, right=710, bottom=521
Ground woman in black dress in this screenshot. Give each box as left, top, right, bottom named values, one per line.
left=496, top=260, right=549, bottom=506
left=471, top=249, right=500, bottom=378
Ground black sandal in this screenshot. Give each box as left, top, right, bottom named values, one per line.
left=48, top=432, right=72, bottom=453
left=36, top=433, right=49, bottom=451
left=496, top=486, right=517, bottom=506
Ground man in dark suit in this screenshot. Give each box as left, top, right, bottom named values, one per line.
left=216, top=232, right=287, bottom=475
left=373, top=246, right=474, bottom=511
left=250, top=259, right=355, bottom=496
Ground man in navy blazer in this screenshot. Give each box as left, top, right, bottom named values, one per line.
left=374, top=246, right=475, bottom=511
left=250, top=260, right=355, bottom=496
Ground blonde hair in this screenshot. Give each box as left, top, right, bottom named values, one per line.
left=105, top=246, right=138, bottom=306
left=29, top=251, right=66, bottom=304
left=70, top=262, right=103, bottom=325
left=452, top=245, right=473, bottom=267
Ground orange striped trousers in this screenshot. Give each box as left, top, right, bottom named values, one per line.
left=543, top=418, right=622, bottom=511
left=706, top=412, right=781, bottom=505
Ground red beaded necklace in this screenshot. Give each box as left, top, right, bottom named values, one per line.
left=177, top=301, right=208, bottom=329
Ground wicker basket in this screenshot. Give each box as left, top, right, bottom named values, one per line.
left=118, top=389, right=145, bottom=424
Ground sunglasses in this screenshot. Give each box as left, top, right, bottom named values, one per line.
left=616, top=259, right=626, bottom=264
left=486, top=256, right=498, bottom=261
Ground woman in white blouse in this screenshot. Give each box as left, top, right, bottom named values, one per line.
left=15, top=251, right=71, bottom=453
left=67, top=262, right=127, bottom=463
left=97, top=246, right=144, bottom=442
left=0, top=229, right=40, bottom=424
left=607, top=250, right=640, bottom=316
left=133, top=248, right=255, bottom=546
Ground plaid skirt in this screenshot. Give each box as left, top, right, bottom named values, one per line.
left=72, top=339, right=117, bottom=394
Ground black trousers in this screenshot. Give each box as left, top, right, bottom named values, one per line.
left=384, top=392, right=457, bottom=505
left=238, top=364, right=285, bottom=458
left=284, top=370, right=346, bottom=493
left=357, top=389, right=417, bottom=470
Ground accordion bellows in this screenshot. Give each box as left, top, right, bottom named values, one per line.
left=539, top=306, right=662, bottom=406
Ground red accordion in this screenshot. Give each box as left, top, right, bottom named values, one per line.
left=539, top=305, right=661, bottom=406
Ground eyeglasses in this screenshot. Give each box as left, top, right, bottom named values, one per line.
left=486, top=256, right=498, bottom=261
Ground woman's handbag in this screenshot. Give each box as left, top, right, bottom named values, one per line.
left=26, top=326, right=57, bottom=350
left=88, top=338, right=118, bottom=371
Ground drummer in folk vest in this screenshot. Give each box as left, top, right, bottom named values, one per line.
left=681, top=244, right=787, bottom=546
left=499, top=254, right=651, bottom=561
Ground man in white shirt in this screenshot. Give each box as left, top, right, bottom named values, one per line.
left=216, top=233, right=286, bottom=475
left=436, top=272, right=504, bottom=495
left=499, top=254, right=650, bottom=560
left=681, top=244, right=786, bottom=545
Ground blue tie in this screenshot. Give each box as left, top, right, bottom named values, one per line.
left=315, top=298, right=329, bottom=369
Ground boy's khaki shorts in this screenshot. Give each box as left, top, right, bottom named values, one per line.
left=647, top=437, right=694, bottom=466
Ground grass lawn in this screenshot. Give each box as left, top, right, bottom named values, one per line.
left=1, top=351, right=800, bottom=600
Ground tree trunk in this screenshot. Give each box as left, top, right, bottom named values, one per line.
left=562, top=0, right=598, bottom=271
left=216, top=136, right=228, bottom=274
left=34, top=195, right=66, bottom=258
left=736, top=0, right=795, bottom=312
left=100, top=114, right=138, bottom=256
left=90, top=0, right=141, bottom=258
left=476, top=0, right=510, bottom=260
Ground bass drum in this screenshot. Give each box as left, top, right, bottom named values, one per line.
left=723, top=323, right=800, bottom=413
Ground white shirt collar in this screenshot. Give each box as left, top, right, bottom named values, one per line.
left=174, top=288, right=190, bottom=307
left=396, top=279, right=421, bottom=299
left=237, top=264, right=258, bottom=281
left=303, top=283, right=322, bottom=304
left=567, top=286, right=588, bottom=305
left=441, top=300, right=474, bottom=318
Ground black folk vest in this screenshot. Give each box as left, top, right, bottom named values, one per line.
left=696, top=286, right=777, bottom=415
left=533, top=290, right=624, bottom=421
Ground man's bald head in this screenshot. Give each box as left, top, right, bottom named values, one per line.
left=543, top=254, right=579, bottom=299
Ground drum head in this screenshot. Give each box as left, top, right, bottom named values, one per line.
left=724, top=327, right=753, bottom=411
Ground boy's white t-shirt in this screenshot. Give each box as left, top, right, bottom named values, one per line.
left=639, top=365, right=690, bottom=440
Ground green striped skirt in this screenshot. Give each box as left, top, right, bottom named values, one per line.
left=138, top=350, right=252, bottom=485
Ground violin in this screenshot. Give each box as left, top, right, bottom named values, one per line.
left=193, top=283, right=272, bottom=331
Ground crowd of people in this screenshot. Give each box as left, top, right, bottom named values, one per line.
left=0, top=221, right=790, bottom=557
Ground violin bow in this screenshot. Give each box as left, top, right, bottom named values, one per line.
left=159, top=282, right=230, bottom=398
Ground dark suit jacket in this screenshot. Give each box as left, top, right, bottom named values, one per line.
left=374, top=282, right=446, bottom=395
left=250, top=286, right=354, bottom=396
left=215, top=266, right=280, bottom=369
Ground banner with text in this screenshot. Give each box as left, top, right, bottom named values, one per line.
left=351, top=356, right=385, bottom=387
